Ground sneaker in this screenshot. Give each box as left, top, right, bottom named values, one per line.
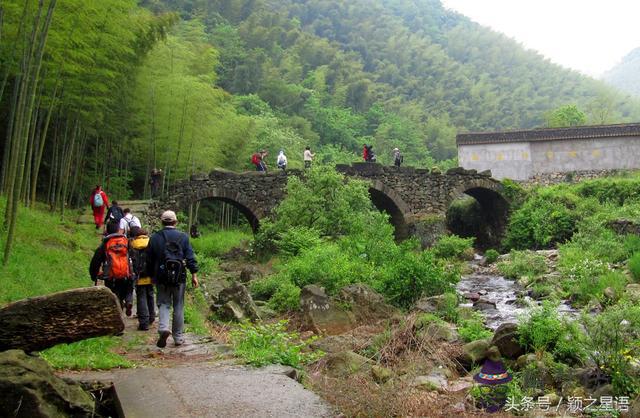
left=157, top=330, right=171, bottom=348
left=174, top=338, right=185, bottom=347
left=138, top=324, right=149, bottom=331
left=125, top=303, right=133, bottom=317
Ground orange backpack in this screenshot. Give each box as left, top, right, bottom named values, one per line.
left=103, top=235, right=132, bottom=280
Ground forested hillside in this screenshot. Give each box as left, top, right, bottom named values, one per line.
left=2, top=0, right=640, bottom=261
left=603, top=47, right=640, bottom=97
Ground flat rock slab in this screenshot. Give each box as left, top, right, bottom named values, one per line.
left=66, top=364, right=333, bottom=418
left=0, top=287, right=124, bottom=352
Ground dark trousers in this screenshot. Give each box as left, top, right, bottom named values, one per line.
left=136, top=284, right=155, bottom=326
left=105, top=279, right=133, bottom=310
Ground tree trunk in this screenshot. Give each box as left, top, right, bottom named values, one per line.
left=0, top=287, right=125, bottom=353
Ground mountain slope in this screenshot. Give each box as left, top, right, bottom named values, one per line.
left=603, top=47, right=640, bottom=97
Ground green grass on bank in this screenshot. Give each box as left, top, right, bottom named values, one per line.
left=41, top=336, right=132, bottom=370
left=0, top=198, right=99, bottom=304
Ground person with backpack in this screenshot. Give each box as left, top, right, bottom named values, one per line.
left=362, top=144, right=369, bottom=162
left=90, top=185, right=109, bottom=230
left=393, top=148, right=403, bottom=168
left=147, top=210, right=199, bottom=348
left=104, top=201, right=124, bottom=226
left=129, top=226, right=155, bottom=331
left=365, top=145, right=376, bottom=162
left=119, top=208, right=142, bottom=237
left=89, top=221, right=134, bottom=316
left=251, top=150, right=267, bottom=172
left=276, top=150, right=288, bottom=172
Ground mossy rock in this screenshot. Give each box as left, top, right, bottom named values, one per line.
left=0, top=350, right=94, bottom=417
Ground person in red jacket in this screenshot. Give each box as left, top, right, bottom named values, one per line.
left=90, top=185, right=109, bottom=230
left=362, top=144, right=369, bottom=162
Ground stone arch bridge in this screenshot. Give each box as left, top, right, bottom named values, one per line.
left=155, top=163, right=508, bottom=247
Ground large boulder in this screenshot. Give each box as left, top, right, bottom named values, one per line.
left=239, top=266, right=262, bottom=283
left=213, top=282, right=260, bottom=321
left=336, top=284, right=398, bottom=322
left=491, top=323, right=525, bottom=359
left=0, top=287, right=124, bottom=353
left=457, top=338, right=491, bottom=368
left=414, top=294, right=448, bottom=313
left=321, top=350, right=372, bottom=378
left=625, top=284, right=640, bottom=303
left=300, top=285, right=355, bottom=335
left=473, top=299, right=497, bottom=312
left=0, top=350, right=95, bottom=417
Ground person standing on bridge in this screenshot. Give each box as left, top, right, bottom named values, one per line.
left=90, top=185, right=109, bottom=230
left=147, top=210, right=199, bottom=348
left=276, top=149, right=288, bottom=172
left=362, top=144, right=369, bottom=162
left=393, top=148, right=403, bottom=168
left=303, top=146, right=315, bottom=169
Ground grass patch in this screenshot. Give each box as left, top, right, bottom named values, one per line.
left=184, top=287, right=211, bottom=335
left=191, top=228, right=251, bottom=259
left=230, top=320, right=322, bottom=368
left=41, top=336, right=132, bottom=370
left=0, top=198, right=99, bottom=304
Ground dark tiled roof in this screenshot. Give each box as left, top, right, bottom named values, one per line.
left=456, top=123, right=640, bottom=146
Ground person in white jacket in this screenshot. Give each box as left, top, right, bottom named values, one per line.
left=276, top=150, right=288, bottom=172
left=303, top=146, right=315, bottom=169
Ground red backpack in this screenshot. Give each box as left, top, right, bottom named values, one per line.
left=103, top=235, right=132, bottom=280
left=251, top=153, right=260, bottom=165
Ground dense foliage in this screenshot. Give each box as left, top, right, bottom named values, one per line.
left=250, top=168, right=459, bottom=310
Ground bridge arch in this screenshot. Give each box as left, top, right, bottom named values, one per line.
left=445, top=178, right=509, bottom=249
left=368, top=180, right=410, bottom=240
left=178, top=187, right=262, bottom=232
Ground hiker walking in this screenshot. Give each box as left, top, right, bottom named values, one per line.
left=104, top=201, right=124, bottom=226
left=129, top=226, right=155, bottom=331
left=303, top=146, right=315, bottom=169
left=252, top=150, right=267, bottom=172
left=365, top=145, right=376, bottom=162
left=150, top=168, right=163, bottom=198
left=276, top=150, right=288, bottom=172
left=90, top=185, right=109, bottom=230
left=393, top=147, right=403, bottom=168
left=119, top=208, right=142, bottom=237
left=362, top=144, right=369, bottom=162
left=89, top=222, right=134, bottom=316
left=147, top=210, right=199, bottom=347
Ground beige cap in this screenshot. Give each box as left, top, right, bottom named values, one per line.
left=161, top=210, right=177, bottom=222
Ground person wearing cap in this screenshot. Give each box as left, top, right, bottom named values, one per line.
left=147, top=210, right=199, bottom=347
left=392, top=147, right=403, bottom=168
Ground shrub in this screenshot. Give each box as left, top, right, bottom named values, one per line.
left=435, top=292, right=460, bottom=323
left=268, top=282, right=301, bottom=312
left=576, top=177, right=640, bottom=206
left=375, top=251, right=459, bottom=309
left=277, top=226, right=322, bottom=257
left=432, top=235, right=474, bottom=260
left=581, top=303, right=640, bottom=396
left=498, top=250, right=547, bottom=280
left=250, top=275, right=283, bottom=301
left=575, top=271, right=628, bottom=305
left=504, top=194, right=577, bottom=250
left=624, top=235, right=640, bottom=256
left=192, top=229, right=251, bottom=258
left=458, top=312, right=492, bottom=342
left=230, top=320, right=323, bottom=368
left=484, top=249, right=499, bottom=264
left=279, top=243, right=375, bottom=295
left=517, top=302, right=564, bottom=355
left=629, top=253, right=640, bottom=282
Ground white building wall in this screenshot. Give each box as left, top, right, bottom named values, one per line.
left=458, top=142, right=533, bottom=180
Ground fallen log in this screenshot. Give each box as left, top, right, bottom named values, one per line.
left=0, top=287, right=125, bottom=352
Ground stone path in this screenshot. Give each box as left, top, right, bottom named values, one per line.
left=68, top=364, right=333, bottom=418
left=61, top=316, right=333, bottom=417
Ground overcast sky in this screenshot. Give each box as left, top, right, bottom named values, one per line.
left=440, top=0, right=640, bottom=78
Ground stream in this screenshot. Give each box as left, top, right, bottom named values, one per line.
left=456, top=255, right=577, bottom=330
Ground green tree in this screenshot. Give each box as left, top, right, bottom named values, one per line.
left=545, top=104, right=587, bottom=128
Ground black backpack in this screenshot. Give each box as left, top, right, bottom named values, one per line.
left=109, top=206, right=124, bottom=223
left=157, top=231, right=186, bottom=286
left=130, top=245, right=148, bottom=280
